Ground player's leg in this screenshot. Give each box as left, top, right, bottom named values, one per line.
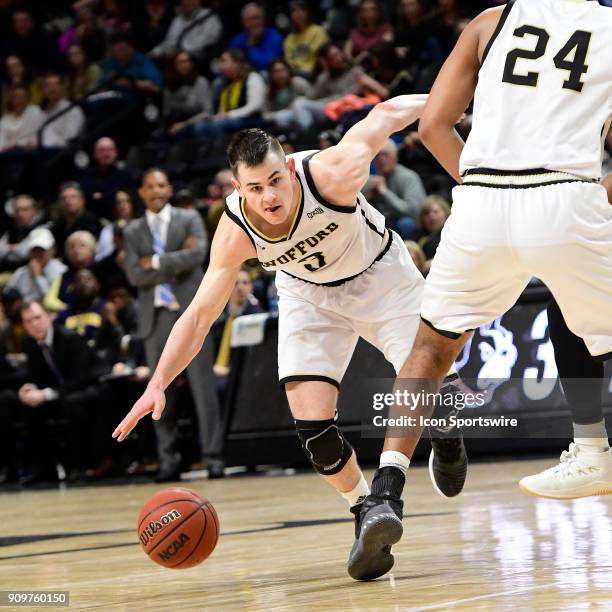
left=276, top=277, right=369, bottom=514
left=355, top=235, right=468, bottom=499
left=520, top=182, right=612, bottom=498
left=286, top=381, right=369, bottom=504
left=519, top=298, right=611, bottom=499
left=348, top=188, right=531, bottom=580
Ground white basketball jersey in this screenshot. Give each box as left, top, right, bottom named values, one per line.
left=225, top=150, right=388, bottom=285
left=461, top=0, right=612, bottom=180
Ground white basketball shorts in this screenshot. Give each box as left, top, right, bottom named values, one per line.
left=421, top=171, right=612, bottom=360
left=276, top=231, right=424, bottom=387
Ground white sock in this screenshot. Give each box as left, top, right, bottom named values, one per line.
left=341, top=474, right=370, bottom=507
left=379, top=450, right=410, bottom=475
left=574, top=420, right=610, bottom=453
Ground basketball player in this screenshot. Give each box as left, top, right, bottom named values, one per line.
left=519, top=298, right=611, bottom=499
left=376, top=0, right=612, bottom=525
left=112, top=95, right=468, bottom=581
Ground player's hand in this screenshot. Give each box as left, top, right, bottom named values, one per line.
left=112, top=385, right=166, bottom=442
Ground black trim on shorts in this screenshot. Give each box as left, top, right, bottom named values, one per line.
left=481, top=0, right=516, bottom=65
left=464, top=167, right=561, bottom=177
left=302, top=152, right=357, bottom=213
left=461, top=179, right=588, bottom=189
left=593, top=350, right=612, bottom=363
left=279, top=374, right=341, bottom=389
left=421, top=316, right=464, bottom=340
left=282, top=229, right=392, bottom=287
left=224, top=205, right=256, bottom=248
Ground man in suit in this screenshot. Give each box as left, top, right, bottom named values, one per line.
left=16, top=300, right=102, bottom=483
left=124, top=168, right=223, bottom=481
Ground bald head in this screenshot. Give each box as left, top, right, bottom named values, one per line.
left=94, top=137, right=118, bottom=168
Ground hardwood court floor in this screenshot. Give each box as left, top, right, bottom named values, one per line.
left=1, top=458, right=611, bottom=611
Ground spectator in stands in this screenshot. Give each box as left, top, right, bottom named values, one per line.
left=356, top=40, right=414, bottom=100
left=0, top=195, right=47, bottom=272
left=2, top=55, right=42, bottom=112
left=0, top=86, right=44, bottom=152
left=288, top=43, right=362, bottom=134
left=212, top=267, right=263, bottom=388
left=418, top=195, right=451, bottom=273
left=65, top=43, right=102, bottom=101
left=59, top=7, right=106, bottom=63
left=0, top=286, right=25, bottom=354
left=429, top=0, right=464, bottom=57
left=124, top=168, right=223, bottom=481
left=262, top=58, right=313, bottom=128
left=344, top=0, right=393, bottom=67
left=168, top=49, right=265, bottom=141
left=130, top=0, right=174, bottom=55
left=56, top=269, right=120, bottom=354
left=45, top=229, right=97, bottom=312
left=99, top=32, right=162, bottom=96
left=15, top=300, right=102, bottom=483
left=318, top=129, right=341, bottom=150
left=5, top=228, right=67, bottom=303
left=229, top=3, right=283, bottom=72
left=150, top=0, right=222, bottom=62
left=363, top=139, right=426, bottom=239
left=403, top=239, right=427, bottom=275
left=163, top=51, right=213, bottom=125
left=51, top=182, right=102, bottom=257
left=40, top=72, right=86, bottom=149
left=394, top=0, right=445, bottom=75
left=96, top=189, right=137, bottom=261
left=283, top=0, right=329, bottom=78
left=79, top=137, right=136, bottom=220
left=94, top=222, right=131, bottom=296
left=204, top=168, right=234, bottom=236
left=2, top=8, right=60, bottom=72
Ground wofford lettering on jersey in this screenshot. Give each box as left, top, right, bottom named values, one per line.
left=260, top=222, right=339, bottom=269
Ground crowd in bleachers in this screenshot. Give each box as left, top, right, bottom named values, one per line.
left=1, top=0, right=610, bottom=487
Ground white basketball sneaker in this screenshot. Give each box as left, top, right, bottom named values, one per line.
left=519, top=443, right=612, bottom=500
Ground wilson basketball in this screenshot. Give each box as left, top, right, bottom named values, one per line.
left=137, top=487, right=219, bottom=569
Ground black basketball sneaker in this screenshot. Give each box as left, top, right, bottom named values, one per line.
left=347, top=467, right=404, bottom=581
left=428, top=375, right=468, bottom=497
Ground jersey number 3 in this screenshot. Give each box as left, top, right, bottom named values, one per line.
left=502, top=26, right=591, bottom=92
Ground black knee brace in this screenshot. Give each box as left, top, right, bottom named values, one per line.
left=295, top=417, right=353, bottom=475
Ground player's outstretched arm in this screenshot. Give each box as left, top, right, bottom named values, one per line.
left=418, top=7, right=503, bottom=183
left=112, top=214, right=256, bottom=441
left=307, top=94, right=429, bottom=205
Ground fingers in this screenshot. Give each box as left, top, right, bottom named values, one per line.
left=152, top=394, right=166, bottom=421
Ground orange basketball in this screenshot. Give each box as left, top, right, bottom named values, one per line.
left=137, top=487, right=219, bottom=569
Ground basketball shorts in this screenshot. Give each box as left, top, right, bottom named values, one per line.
left=421, top=170, right=612, bottom=360
left=276, top=231, right=424, bottom=387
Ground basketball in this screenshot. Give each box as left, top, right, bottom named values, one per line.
left=137, top=487, right=219, bottom=569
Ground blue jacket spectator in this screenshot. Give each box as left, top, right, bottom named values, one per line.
left=99, top=33, right=162, bottom=94
left=229, top=3, right=283, bottom=72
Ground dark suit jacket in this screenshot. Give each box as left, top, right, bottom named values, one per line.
left=22, top=325, right=99, bottom=397
left=123, top=206, right=208, bottom=339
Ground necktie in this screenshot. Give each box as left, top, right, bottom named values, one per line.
left=40, top=343, right=64, bottom=384
left=152, top=216, right=177, bottom=308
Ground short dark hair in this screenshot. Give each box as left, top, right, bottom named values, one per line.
left=20, top=299, right=46, bottom=316
left=59, top=181, right=84, bottom=197
left=140, top=167, right=170, bottom=185
left=227, top=129, right=285, bottom=176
